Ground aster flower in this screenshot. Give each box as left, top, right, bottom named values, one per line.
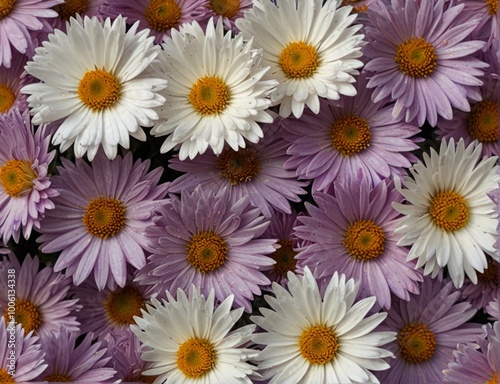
left=136, top=185, right=276, bottom=312
left=443, top=321, right=500, bottom=384
left=376, top=277, right=482, bottom=384
left=34, top=326, right=116, bottom=382
left=460, top=257, right=499, bottom=309
left=0, top=109, right=58, bottom=243
left=236, top=0, right=364, bottom=119
left=150, top=17, right=276, bottom=160
left=131, top=285, right=258, bottom=384
left=199, top=0, right=253, bottom=33
left=0, top=254, right=80, bottom=341
left=364, top=0, right=488, bottom=127
left=22, top=15, right=168, bottom=161
left=282, top=71, right=422, bottom=190
left=100, top=0, right=207, bottom=44
left=0, top=317, right=47, bottom=382
left=252, top=267, right=395, bottom=384
left=37, top=151, right=169, bottom=290
left=168, top=122, right=308, bottom=218
left=50, top=0, right=105, bottom=32
left=0, top=0, right=62, bottom=68
left=393, top=138, right=499, bottom=288
left=0, top=51, right=35, bottom=114
left=457, top=0, right=500, bottom=47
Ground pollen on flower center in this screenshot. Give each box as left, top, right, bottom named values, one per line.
left=177, top=338, right=216, bottom=378
left=0, top=0, right=15, bottom=19
left=104, top=285, right=145, bottom=326
left=189, top=76, right=229, bottom=115
left=186, top=231, right=228, bottom=273
left=343, top=220, right=386, bottom=261
left=341, top=0, right=368, bottom=13
left=272, top=239, right=297, bottom=276
left=486, top=0, right=498, bottom=16
left=0, top=83, right=16, bottom=113
left=466, top=99, right=499, bottom=143
left=429, top=191, right=469, bottom=232
left=53, top=0, right=89, bottom=20
left=44, top=373, right=72, bottom=382
left=279, top=41, right=319, bottom=79
left=330, top=114, right=371, bottom=156
left=78, top=69, right=121, bottom=111
left=209, top=0, right=240, bottom=18
left=298, top=325, right=339, bottom=365
left=83, top=196, right=126, bottom=239
left=395, top=36, right=437, bottom=78
left=0, top=159, right=37, bottom=197
left=487, top=372, right=499, bottom=384
left=4, top=299, right=42, bottom=334
left=0, top=369, right=14, bottom=383
left=216, top=147, right=260, bottom=185
left=145, top=0, right=181, bottom=32
left=398, top=322, right=436, bottom=364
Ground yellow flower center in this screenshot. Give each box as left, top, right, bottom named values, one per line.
left=104, top=285, right=145, bottom=326
left=53, top=0, right=89, bottom=20
left=4, top=299, right=42, bottom=334
left=487, top=372, right=499, bottom=384
left=145, top=0, right=181, bottom=32
left=0, top=83, right=16, bottom=113
left=395, top=37, right=437, bottom=78
left=188, top=76, right=229, bottom=115
left=330, top=114, right=371, bottom=156
left=82, top=196, right=126, bottom=239
left=0, top=160, right=37, bottom=197
left=486, top=0, right=498, bottom=15
left=78, top=69, right=121, bottom=111
left=343, top=220, right=386, bottom=261
left=0, top=0, right=15, bottom=19
left=466, top=99, right=499, bottom=143
left=272, top=239, right=297, bottom=276
left=177, top=338, right=215, bottom=378
left=398, top=323, right=436, bottom=364
left=0, top=369, right=14, bottom=383
left=429, top=191, right=469, bottom=232
left=341, top=0, right=368, bottom=13
left=216, top=147, right=260, bottom=185
left=44, top=373, right=72, bottom=382
left=298, top=325, right=339, bottom=365
left=186, top=232, right=228, bottom=273
left=279, top=41, right=319, bottom=79
left=478, top=259, right=498, bottom=285
left=209, top=0, right=239, bottom=18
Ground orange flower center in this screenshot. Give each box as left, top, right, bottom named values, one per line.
left=466, top=99, right=499, bottom=143
left=0, top=0, right=15, bottom=19
left=176, top=338, right=215, bottom=378
left=330, top=114, right=371, bottom=156
left=279, top=41, right=319, bottom=79
left=82, top=196, right=126, bottom=239
left=186, top=232, right=228, bottom=273
left=486, top=0, right=498, bottom=16
left=0, top=83, right=16, bottom=113
left=216, top=147, right=260, bottom=185
left=4, top=299, right=42, bottom=334
left=54, top=0, right=89, bottom=20
left=209, top=0, right=240, bottom=18
left=78, top=69, right=121, bottom=111
left=188, top=76, right=229, bottom=115
left=145, top=0, right=181, bottom=32
left=0, top=159, right=37, bottom=197
left=398, top=323, right=436, bottom=364
left=343, top=220, right=386, bottom=261
left=104, top=285, right=145, bottom=326
left=395, top=37, right=437, bottom=78
left=44, top=373, right=72, bottom=382
left=298, top=325, right=339, bottom=364
left=429, top=191, right=469, bottom=232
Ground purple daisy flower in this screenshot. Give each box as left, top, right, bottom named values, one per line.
left=70, top=271, right=152, bottom=340
left=34, top=326, right=116, bottom=383
left=282, top=71, right=422, bottom=191
left=443, top=321, right=500, bottom=384
left=50, top=0, right=106, bottom=32
left=136, top=185, right=276, bottom=312
left=460, top=258, right=499, bottom=309
left=0, top=109, right=58, bottom=244
left=0, top=317, right=47, bottom=382
left=37, top=151, right=169, bottom=290
left=0, top=254, right=80, bottom=342
left=375, top=277, right=483, bottom=383
left=0, top=0, right=62, bottom=68
left=0, top=51, right=35, bottom=114
left=295, top=177, right=422, bottom=310
left=457, top=0, right=500, bottom=47
left=168, top=123, right=308, bottom=218
left=100, top=0, right=207, bottom=44
left=364, top=0, right=489, bottom=127
left=198, top=0, right=253, bottom=33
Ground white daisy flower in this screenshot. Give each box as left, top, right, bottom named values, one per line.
left=251, top=267, right=395, bottom=384
left=21, top=15, right=168, bottom=161
left=236, top=0, right=365, bottom=119
left=393, top=138, right=499, bottom=288
left=150, top=17, right=277, bottom=160
left=130, top=285, right=258, bottom=384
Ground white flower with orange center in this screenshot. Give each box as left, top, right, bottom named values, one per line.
left=393, top=138, right=499, bottom=288
left=131, top=285, right=258, bottom=384
left=251, top=267, right=395, bottom=384
left=236, top=0, right=365, bottom=118
left=22, top=15, right=168, bottom=161
left=150, top=17, right=277, bottom=160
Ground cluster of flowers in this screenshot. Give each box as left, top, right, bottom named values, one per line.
left=0, top=0, right=499, bottom=383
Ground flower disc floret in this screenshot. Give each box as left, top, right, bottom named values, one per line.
left=330, top=114, right=371, bottom=157
left=298, top=325, right=339, bottom=364
left=0, top=160, right=37, bottom=197
left=467, top=100, right=499, bottom=143
left=77, top=69, right=121, bottom=111
left=429, top=191, right=469, bottom=232
left=0, top=84, right=15, bottom=113
left=209, top=0, right=239, bottom=18
left=104, top=285, right=144, bottom=325
left=0, top=0, right=15, bottom=18
left=188, top=76, right=229, bottom=115
left=145, top=0, right=181, bottom=32
left=4, top=299, right=42, bottom=334
left=279, top=41, right=319, bottom=79
left=395, top=37, right=437, bottom=78
left=343, top=220, right=385, bottom=260
left=217, top=147, right=260, bottom=185
left=83, top=196, right=126, bottom=239
left=186, top=231, right=228, bottom=273
left=54, top=0, right=89, bottom=20
left=176, top=338, right=216, bottom=378
left=397, top=322, right=436, bottom=364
